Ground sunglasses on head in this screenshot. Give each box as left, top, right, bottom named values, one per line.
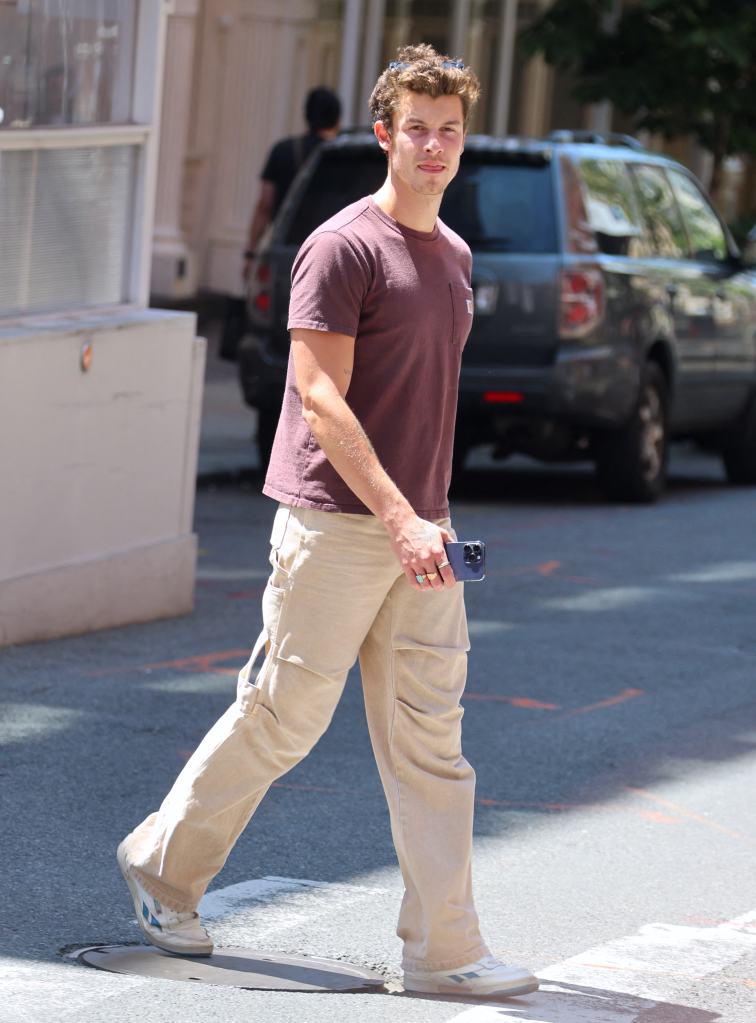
left=388, top=59, right=465, bottom=70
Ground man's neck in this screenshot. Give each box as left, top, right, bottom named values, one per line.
left=372, top=179, right=441, bottom=233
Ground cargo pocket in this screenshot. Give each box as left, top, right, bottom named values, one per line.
left=236, top=506, right=300, bottom=715
left=449, top=283, right=474, bottom=347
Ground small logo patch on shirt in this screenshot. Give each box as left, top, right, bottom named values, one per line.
left=466, top=298, right=474, bottom=315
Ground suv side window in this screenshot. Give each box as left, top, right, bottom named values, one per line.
left=629, top=164, right=688, bottom=259
left=666, top=169, right=729, bottom=262
left=577, top=159, right=646, bottom=256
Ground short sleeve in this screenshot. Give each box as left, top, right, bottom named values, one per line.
left=288, top=231, right=371, bottom=338
left=261, top=139, right=289, bottom=184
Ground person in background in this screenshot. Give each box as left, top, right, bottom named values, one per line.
left=243, top=86, right=342, bottom=278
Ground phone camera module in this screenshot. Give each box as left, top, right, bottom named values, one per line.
left=463, top=543, right=482, bottom=565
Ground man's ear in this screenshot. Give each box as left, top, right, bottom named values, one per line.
left=374, top=120, right=391, bottom=151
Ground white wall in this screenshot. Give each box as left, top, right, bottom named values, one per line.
left=0, top=308, right=204, bottom=646
left=153, top=0, right=342, bottom=298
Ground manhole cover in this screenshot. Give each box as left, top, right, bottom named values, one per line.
left=76, top=945, right=386, bottom=992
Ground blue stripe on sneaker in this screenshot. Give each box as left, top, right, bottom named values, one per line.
left=142, top=900, right=162, bottom=930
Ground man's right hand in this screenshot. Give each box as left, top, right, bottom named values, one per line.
left=388, top=514, right=456, bottom=591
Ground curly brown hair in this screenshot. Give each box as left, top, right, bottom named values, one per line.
left=369, top=43, right=481, bottom=132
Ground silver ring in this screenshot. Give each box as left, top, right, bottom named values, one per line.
left=437, top=560, right=450, bottom=569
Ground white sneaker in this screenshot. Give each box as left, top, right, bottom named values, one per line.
left=116, top=842, right=213, bottom=956
left=404, top=953, right=539, bottom=998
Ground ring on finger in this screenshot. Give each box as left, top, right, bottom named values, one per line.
left=426, top=572, right=438, bottom=581
left=415, top=573, right=426, bottom=584
left=437, top=560, right=450, bottom=569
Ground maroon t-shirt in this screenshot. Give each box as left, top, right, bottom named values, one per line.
left=262, top=196, right=473, bottom=517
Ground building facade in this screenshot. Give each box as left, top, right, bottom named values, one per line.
left=0, top=1, right=203, bottom=646
left=152, top=0, right=756, bottom=301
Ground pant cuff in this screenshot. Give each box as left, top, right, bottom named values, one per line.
left=402, top=941, right=491, bottom=973
left=120, top=844, right=198, bottom=914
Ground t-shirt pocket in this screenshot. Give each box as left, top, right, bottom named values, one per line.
left=449, top=283, right=474, bottom=347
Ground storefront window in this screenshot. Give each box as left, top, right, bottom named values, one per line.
left=0, top=0, right=136, bottom=129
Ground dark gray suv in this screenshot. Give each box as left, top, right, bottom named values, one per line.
left=239, top=130, right=756, bottom=502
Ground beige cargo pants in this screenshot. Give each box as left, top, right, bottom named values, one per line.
left=120, top=504, right=489, bottom=971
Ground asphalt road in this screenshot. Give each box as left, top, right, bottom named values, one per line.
left=2, top=447, right=756, bottom=1023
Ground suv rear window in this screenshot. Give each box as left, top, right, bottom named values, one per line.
left=285, top=147, right=558, bottom=254
left=443, top=156, right=557, bottom=253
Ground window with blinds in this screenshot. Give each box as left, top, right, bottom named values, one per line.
left=0, top=143, right=137, bottom=315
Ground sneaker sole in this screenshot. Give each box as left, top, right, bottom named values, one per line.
left=404, top=977, right=540, bottom=998
left=116, top=843, right=213, bottom=957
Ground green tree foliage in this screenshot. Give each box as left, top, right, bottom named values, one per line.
left=521, top=0, right=756, bottom=194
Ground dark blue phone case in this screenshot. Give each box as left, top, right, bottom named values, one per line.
left=444, top=541, right=486, bottom=582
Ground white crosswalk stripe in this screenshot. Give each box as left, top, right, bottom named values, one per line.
left=443, top=910, right=756, bottom=1022
left=5, top=881, right=754, bottom=1022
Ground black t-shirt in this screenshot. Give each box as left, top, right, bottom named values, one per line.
left=261, top=132, right=323, bottom=216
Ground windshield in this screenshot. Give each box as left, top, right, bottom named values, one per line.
left=285, top=148, right=558, bottom=253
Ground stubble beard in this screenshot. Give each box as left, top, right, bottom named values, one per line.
left=414, top=178, right=446, bottom=196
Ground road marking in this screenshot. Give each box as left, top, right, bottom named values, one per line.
left=463, top=688, right=644, bottom=716
left=563, top=687, right=644, bottom=716
left=198, top=876, right=394, bottom=948
left=442, top=909, right=756, bottom=1022
left=144, top=649, right=248, bottom=673
left=625, top=787, right=756, bottom=847
left=21, top=880, right=753, bottom=1023
left=26, top=877, right=391, bottom=1021
left=1, top=954, right=143, bottom=1023
left=464, top=693, right=559, bottom=710
left=200, top=875, right=390, bottom=934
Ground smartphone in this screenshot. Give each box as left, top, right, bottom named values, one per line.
left=444, top=540, right=486, bottom=582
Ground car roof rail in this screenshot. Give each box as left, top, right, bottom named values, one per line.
left=547, top=129, right=645, bottom=151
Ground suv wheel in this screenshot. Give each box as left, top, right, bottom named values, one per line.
left=594, top=363, right=669, bottom=503
left=721, top=392, right=756, bottom=484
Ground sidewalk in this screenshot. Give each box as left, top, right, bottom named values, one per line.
left=195, top=310, right=261, bottom=481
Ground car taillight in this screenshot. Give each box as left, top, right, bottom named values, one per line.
left=484, top=391, right=524, bottom=404
left=248, top=258, right=272, bottom=324
left=559, top=267, right=604, bottom=338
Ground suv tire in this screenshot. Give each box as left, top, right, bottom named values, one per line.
left=721, top=392, right=756, bottom=484
left=594, top=362, right=669, bottom=503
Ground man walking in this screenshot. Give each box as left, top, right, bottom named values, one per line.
left=118, top=44, right=539, bottom=1000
